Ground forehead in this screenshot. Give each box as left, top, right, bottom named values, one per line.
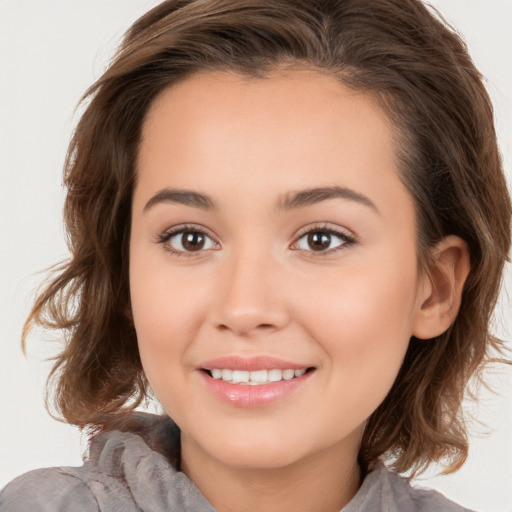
left=141, top=69, right=395, bottom=157
left=135, top=69, right=411, bottom=220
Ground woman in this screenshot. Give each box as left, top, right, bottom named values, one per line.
left=1, top=0, right=510, bottom=510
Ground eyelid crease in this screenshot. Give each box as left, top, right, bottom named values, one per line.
left=156, top=223, right=218, bottom=242
left=290, top=223, right=357, bottom=255
left=156, top=223, right=221, bottom=257
left=293, top=222, right=356, bottom=242
left=155, top=222, right=357, bottom=258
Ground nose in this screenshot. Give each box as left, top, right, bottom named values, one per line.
left=208, top=249, right=290, bottom=337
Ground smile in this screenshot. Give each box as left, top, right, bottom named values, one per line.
left=199, top=356, right=315, bottom=407
left=207, top=368, right=307, bottom=385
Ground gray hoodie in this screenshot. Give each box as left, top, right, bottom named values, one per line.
left=0, top=413, right=474, bottom=511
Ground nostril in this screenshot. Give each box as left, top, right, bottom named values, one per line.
left=209, top=292, right=290, bottom=335
left=215, top=322, right=277, bottom=336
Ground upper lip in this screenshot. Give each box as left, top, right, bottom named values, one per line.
left=200, top=355, right=313, bottom=371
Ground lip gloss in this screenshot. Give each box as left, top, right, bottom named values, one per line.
left=198, top=356, right=314, bottom=408
left=200, top=371, right=312, bottom=407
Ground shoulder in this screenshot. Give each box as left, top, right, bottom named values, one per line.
left=344, top=463, right=475, bottom=512
left=0, top=414, right=188, bottom=512
left=0, top=467, right=99, bottom=512
left=0, top=450, right=144, bottom=512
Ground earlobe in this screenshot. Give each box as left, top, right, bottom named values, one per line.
left=412, top=235, right=471, bottom=340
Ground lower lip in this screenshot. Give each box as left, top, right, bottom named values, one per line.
left=199, top=371, right=313, bottom=408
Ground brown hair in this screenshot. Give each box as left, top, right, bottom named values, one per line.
left=24, top=0, right=511, bottom=475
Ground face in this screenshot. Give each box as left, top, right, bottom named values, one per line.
left=129, top=69, right=427, bottom=471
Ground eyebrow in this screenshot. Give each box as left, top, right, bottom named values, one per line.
left=144, top=188, right=217, bottom=211
left=279, top=186, right=379, bottom=214
left=143, top=185, right=379, bottom=214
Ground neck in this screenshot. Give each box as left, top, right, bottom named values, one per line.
left=180, top=434, right=363, bottom=512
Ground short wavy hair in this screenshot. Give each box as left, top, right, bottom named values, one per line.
left=24, top=0, right=511, bottom=475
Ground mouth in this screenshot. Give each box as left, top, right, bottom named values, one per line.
left=202, top=367, right=314, bottom=385
left=198, top=356, right=316, bottom=407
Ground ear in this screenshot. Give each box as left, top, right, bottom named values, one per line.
left=412, top=235, right=470, bottom=340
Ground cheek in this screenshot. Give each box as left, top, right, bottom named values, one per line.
left=298, top=255, right=418, bottom=400
left=300, top=252, right=418, bottom=336
left=129, top=254, right=189, bottom=377
left=131, top=288, right=196, bottom=419
left=129, top=248, right=219, bottom=406
left=130, top=246, right=208, bottom=338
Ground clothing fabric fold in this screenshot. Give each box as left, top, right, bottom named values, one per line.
left=0, top=413, right=473, bottom=511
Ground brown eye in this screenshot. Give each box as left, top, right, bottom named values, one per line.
left=181, top=231, right=206, bottom=251
left=294, top=228, right=354, bottom=254
left=162, top=228, right=217, bottom=253
left=307, top=232, right=332, bottom=251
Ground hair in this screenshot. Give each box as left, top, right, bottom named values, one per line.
left=23, top=0, right=511, bottom=475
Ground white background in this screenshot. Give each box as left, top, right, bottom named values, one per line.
left=0, top=1, right=511, bottom=510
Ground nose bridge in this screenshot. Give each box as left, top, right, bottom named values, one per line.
left=210, top=240, right=289, bottom=336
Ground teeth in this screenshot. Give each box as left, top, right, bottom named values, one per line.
left=211, top=369, right=222, bottom=379
left=249, top=370, right=268, bottom=383
left=282, top=369, right=295, bottom=380
left=231, top=370, right=249, bottom=384
left=221, top=369, right=232, bottom=381
left=209, top=368, right=308, bottom=384
left=267, top=369, right=282, bottom=382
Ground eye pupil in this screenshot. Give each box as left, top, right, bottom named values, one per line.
left=308, top=232, right=331, bottom=251
left=182, top=231, right=205, bottom=251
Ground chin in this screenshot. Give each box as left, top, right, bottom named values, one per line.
left=194, top=427, right=311, bottom=470
left=216, top=445, right=306, bottom=470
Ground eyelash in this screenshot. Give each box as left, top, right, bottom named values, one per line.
left=156, top=224, right=218, bottom=258
left=291, top=224, right=356, bottom=255
left=156, top=223, right=356, bottom=258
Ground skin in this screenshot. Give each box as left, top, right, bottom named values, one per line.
left=129, top=69, right=470, bottom=512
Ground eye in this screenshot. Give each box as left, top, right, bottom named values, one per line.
left=293, top=226, right=355, bottom=254
left=157, top=226, right=218, bottom=255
